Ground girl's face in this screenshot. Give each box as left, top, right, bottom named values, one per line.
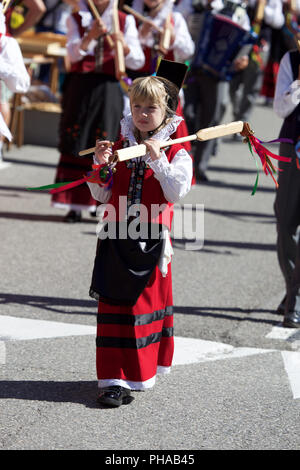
left=131, top=100, right=165, bottom=138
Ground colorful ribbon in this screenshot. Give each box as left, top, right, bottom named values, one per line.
left=27, top=164, right=113, bottom=194
left=119, top=76, right=133, bottom=94
left=245, top=135, right=292, bottom=195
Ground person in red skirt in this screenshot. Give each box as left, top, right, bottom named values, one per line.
left=87, top=62, right=193, bottom=407
left=52, top=0, right=145, bottom=222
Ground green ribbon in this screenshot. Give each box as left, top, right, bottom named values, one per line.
left=27, top=182, right=73, bottom=191
left=246, top=137, right=259, bottom=196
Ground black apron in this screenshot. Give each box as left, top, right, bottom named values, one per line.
left=89, top=222, right=164, bottom=306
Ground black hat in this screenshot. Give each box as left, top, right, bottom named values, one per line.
left=155, top=59, right=188, bottom=91
left=154, top=59, right=188, bottom=113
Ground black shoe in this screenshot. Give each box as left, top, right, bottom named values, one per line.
left=275, top=294, right=287, bottom=315
left=97, top=386, right=133, bottom=407
left=64, top=210, right=81, bottom=223
left=283, top=311, right=300, bottom=328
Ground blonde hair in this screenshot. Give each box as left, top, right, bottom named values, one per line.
left=129, top=76, right=178, bottom=118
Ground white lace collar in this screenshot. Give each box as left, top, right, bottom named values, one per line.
left=120, top=113, right=183, bottom=145
left=120, top=113, right=183, bottom=162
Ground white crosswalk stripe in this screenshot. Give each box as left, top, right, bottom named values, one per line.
left=1, top=315, right=300, bottom=399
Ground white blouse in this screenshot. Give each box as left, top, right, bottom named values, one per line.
left=66, top=0, right=145, bottom=70
left=87, top=113, right=193, bottom=276
left=0, top=35, right=30, bottom=94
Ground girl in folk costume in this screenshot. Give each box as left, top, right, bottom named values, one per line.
left=51, top=0, right=145, bottom=222
left=87, top=62, right=193, bottom=407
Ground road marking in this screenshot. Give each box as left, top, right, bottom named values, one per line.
left=0, top=162, right=11, bottom=171
left=0, top=315, right=95, bottom=341
left=266, top=326, right=300, bottom=343
left=1, top=315, right=299, bottom=399
left=281, top=351, right=300, bottom=399
left=173, top=336, right=273, bottom=365
left=0, top=341, right=5, bottom=364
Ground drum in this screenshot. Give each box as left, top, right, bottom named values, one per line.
left=191, top=12, right=257, bottom=81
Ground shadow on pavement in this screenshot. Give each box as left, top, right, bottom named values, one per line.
left=0, top=211, right=98, bottom=224
left=0, top=380, right=119, bottom=409
left=173, top=305, right=280, bottom=325
left=172, top=238, right=276, bottom=252
left=0, top=292, right=96, bottom=316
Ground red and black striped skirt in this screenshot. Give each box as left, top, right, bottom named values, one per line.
left=96, top=264, right=173, bottom=390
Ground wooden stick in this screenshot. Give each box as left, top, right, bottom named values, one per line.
left=115, top=121, right=245, bottom=161
left=249, top=0, right=266, bottom=35
left=255, top=0, right=266, bottom=23
left=87, top=0, right=114, bottom=49
left=159, top=12, right=172, bottom=52
left=290, top=0, right=297, bottom=14
left=2, top=0, right=11, bottom=14
left=158, top=0, right=175, bottom=53
left=112, top=0, right=126, bottom=79
left=78, top=121, right=245, bottom=159
left=123, top=5, right=163, bottom=33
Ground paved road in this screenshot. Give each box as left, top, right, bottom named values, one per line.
left=1, top=101, right=300, bottom=451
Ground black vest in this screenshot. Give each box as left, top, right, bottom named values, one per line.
left=279, top=50, right=300, bottom=145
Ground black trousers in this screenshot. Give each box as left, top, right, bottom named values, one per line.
left=274, top=143, right=300, bottom=313
left=184, top=70, right=227, bottom=174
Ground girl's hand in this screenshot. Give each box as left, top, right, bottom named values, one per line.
left=95, top=140, right=113, bottom=164
left=144, top=138, right=162, bottom=161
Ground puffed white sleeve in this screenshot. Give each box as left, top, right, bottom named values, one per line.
left=273, top=51, right=300, bottom=119
left=0, top=36, right=30, bottom=93
left=264, top=0, right=285, bottom=29
left=66, top=14, right=97, bottom=63
left=86, top=155, right=112, bottom=203
left=87, top=181, right=112, bottom=203
left=146, top=147, right=193, bottom=203
left=124, top=14, right=145, bottom=70
left=171, top=12, right=195, bottom=62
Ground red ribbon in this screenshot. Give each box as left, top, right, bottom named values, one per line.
left=247, top=135, right=292, bottom=188
left=49, top=164, right=113, bottom=194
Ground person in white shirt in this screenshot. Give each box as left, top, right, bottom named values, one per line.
left=0, top=3, right=30, bottom=160
left=51, top=0, right=145, bottom=222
